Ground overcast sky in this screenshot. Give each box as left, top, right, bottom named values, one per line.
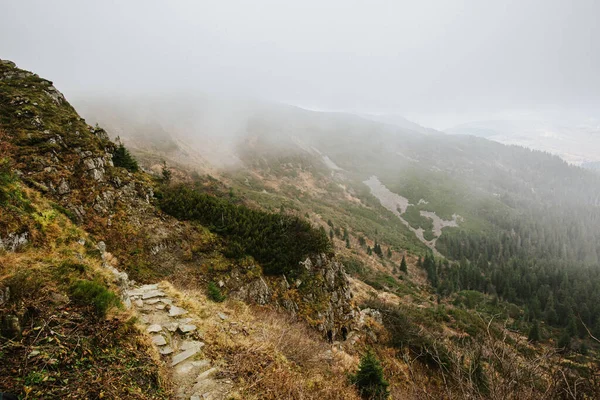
left=1, top=0, right=599, bottom=128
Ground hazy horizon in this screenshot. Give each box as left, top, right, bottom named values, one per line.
left=1, top=0, right=599, bottom=130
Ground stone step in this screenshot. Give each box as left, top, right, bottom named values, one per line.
left=169, top=305, right=188, bottom=317
left=147, top=324, right=162, bottom=333
left=152, top=335, right=167, bottom=346
left=165, top=322, right=179, bottom=332
left=175, top=359, right=210, bottom=376
left=180, top=340, right=204, bottom=351
left=127, top=289, right=145, bottom=297
left=172, top=347, right=199, bottom=367
left=195, top=367, right=217, bottom=382
left=191, top=377, right=219, bottom=396
left=139, top=284, right=159, bottom=291
left=179, top=324, right=197, bottom=334
left=142, top=290, right=165, bottom=299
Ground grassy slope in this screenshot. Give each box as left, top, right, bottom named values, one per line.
left=0, top=181, right=169, bottom=398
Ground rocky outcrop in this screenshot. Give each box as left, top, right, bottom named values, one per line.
left=227, top=253, right=357, bottom=341
left=230, top=274, right=272, bottom=305
left=300, top=254, right=356, bottom=340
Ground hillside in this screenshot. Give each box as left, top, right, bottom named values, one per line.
left=2, top=60, right=600, bottom=399
left=446, top=118, right=600, bottom=166
left=0, top=60, right=363, bottom=399
left=76, top=94, right=600, bottom=396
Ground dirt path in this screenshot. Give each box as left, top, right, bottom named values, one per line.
left=126, top=283, right=233, bottom=400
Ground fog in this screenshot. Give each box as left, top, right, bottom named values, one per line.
left=1, top=0, right=599, bottom=129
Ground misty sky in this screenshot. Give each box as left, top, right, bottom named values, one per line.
left=1, top=0, right=599, bottom=128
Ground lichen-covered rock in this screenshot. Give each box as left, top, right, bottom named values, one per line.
left=231, top=276, right=272, bottom=305
left=57, top=179, right=71, bottom=195
left=227, top=253, right=357, bottom=341
left=0, top=232, right=29, bottom=252
left=44, top=85, right=65, bottom=105
left=82, top=156, right=106, bottom=181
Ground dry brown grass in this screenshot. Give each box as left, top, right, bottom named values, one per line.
left=164, top=284, right=362, bottom=399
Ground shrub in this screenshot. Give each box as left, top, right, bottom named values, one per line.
left=70, top=279, right=121, bottom=317
left=159, top=185, right=331, bottom=276
left=350, top=350, right=390, bottom=400
left=207, top=281, right=226, bottom=302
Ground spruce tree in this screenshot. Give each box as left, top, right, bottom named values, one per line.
left=351, top=350, right=390, bottom=400
left=400, top=255, right=408, bottom=273
left=113, top=141, right=139, bottom=172
left=161, top=160, right=172, bottom=184
left=528, top=320, right=541, bottom=342
left=557, top=330, right=571, bottom=350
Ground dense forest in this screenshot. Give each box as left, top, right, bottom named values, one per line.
left=158, top=185, right=331, bottom=275
left=422, top=248, right=600, bottom=344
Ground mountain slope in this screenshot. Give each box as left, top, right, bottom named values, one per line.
left=0, top=60, right=366, bottom=399
left=76, top=93, right=600, bottom=396
left=4, top=60, right=599, bottom=398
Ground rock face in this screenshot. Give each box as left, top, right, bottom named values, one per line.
left=228, top=253, right=357, bottom=341
left=230, top=276, right=272, bottom=305
left=301, top=254, right=356, bottom=341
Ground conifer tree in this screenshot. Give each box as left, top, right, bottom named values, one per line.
left=113, top=141, right=139, bottom=172
left=351, top=350, right=389, bottom=400
left=400, top=255, right=408, bottom=273
left=558, top=330, right=571, bottom=350
left=528, top=320, right=541, bottom=342
left=161, top=160, right=172, bottom=184
left=359, top=236, right=366, bottom=247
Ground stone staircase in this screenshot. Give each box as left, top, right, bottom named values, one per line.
left=126, top=283, right=233, bottom=400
